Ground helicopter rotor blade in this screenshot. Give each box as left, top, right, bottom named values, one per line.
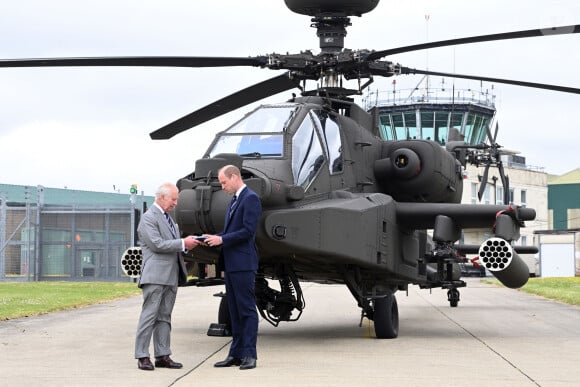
left=478, top=163, right=491, bottom=201
left=367, top=24, right=580, bottom=60
left=484, top=120, right=496, bottom=145
left=0, top=56, right=268, bottom=69
left=400, top=67, right=580, bottom=95
left=503, top=175, right=511, bottom=205
left=498, top=162, right=510, bottom=205
left=484, top=119, right=499, bottom=146
left=150, top=72, right=300, bottom=140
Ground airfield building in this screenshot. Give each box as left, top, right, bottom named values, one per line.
left=0, top=184, right=153, bottom=282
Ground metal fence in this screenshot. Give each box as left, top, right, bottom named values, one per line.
left=1, top=191, right=139, bottom=282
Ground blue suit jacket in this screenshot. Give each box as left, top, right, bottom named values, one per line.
left=218, top=186, right=262, bottom=272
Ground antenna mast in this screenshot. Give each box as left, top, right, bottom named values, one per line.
left=425, top=14, right=430, bottom=98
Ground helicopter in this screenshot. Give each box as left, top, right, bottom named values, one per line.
left=2, top=0, right=580, bottom=339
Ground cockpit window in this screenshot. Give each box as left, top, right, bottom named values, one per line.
left=311, top=110, right=343, bottom=174
left=208, top=105, right=296, bottom=158
left=292, top=113, right=324, bottom=188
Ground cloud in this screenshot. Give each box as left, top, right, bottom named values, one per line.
left=0, top=0, right=579, bottom=194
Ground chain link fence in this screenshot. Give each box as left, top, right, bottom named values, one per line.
left=1, top=187, right=142, bottom=282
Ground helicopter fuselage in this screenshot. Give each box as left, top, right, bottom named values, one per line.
left=175, top=96, right=509, bottom=284
left=172, top=95, right=534, bottom=335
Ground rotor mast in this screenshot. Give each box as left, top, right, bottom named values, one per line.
left=285, top=0, right=381, bottom=90
left=312, top=14, right=350, bottom=88
left=311, top=14, right=350, bottom=53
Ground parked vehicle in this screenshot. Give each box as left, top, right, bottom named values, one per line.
left=460, top=263, right=487, bottom=277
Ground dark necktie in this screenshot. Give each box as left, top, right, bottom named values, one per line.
left=226, top=195, right=237, bottom=223
left=229, top=195, right=237, bottom=215
left=164, top=212, right=177, bottom=237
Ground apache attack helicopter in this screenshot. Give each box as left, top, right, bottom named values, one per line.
left=2, top=0, right=580, bottom=339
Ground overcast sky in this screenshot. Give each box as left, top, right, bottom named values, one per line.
left=0, top=0, right=578, bottom=196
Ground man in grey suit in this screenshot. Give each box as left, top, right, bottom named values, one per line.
left=134, top=182, right=200, bottom=371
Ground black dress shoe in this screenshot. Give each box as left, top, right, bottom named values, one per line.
left=137, top=357, right=154, bottom=371
left=214, top=356, right=242, bottom=367
left=239, top=357, right=256, bottom=370
left=155, top=355, right=183, bottom=369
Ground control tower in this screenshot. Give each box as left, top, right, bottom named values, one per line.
left=363, top=77, right=496, bottom=146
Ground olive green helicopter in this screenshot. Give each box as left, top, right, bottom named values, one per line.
left=2, top=0, right=579, bottom=339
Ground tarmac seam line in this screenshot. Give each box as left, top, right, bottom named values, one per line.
left=417, top=290, right=541, bottom=387
left=169, top=340, right=232, bottom=386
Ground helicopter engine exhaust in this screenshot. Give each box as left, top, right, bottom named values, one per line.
left=478, top=237, right=529, bottom=289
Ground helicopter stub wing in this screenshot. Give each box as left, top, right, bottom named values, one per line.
left=397, top=202, right=535, bottom=289
left=395, top=203, right=535, bottom=230
left=455, top=244, right=538, bottom=255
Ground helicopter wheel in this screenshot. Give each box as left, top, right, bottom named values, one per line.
left=447, top=288, right=460, bottom=308
left=217, top=294, right=232, bottom=335
left=372, top=291, right=399, bottom=339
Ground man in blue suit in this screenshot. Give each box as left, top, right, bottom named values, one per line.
left=205, top=165, right=262, bottom=370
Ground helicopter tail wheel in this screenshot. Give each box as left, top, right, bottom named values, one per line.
left=447, top=288, right=460, bottom=307
left=372, top=291, right=399, bottom=339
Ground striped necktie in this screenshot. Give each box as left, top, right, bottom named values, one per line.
left=229, top=195, right=237, bottom=216
left=226, top=195, right=237, bottom=223
left=164, top=212, right=177, bottom=237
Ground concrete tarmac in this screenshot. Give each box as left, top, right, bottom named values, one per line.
left=1, top=278, right=579, bottom=386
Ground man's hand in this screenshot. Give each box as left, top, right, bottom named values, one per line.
left=184, top=236, right=201, bottom=250
left=204, top=234, right=223, bottom=247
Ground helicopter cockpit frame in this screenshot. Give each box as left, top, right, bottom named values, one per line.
left=205, top=101, right=346, bottom=194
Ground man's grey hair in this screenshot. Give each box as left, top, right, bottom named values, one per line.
left=155, top=182, right=176, bottom=199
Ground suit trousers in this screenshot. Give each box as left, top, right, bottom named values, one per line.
left=134, top=284, right=177, bottom=359
left=225, top=270, right=258, bottom=359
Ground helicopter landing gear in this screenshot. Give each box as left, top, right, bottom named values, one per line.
left=206, top=292, right=232, bottom=337
left=254, top=267, right=305, bottom=327
left=372, top=291, right=399, bottom=339
left=217, top=293, right=232, bottom=333
left=447, top=287, right=460, bottom=307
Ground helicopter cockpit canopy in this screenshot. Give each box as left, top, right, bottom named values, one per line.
left=208, top=104, right=296, bottom=159
left=293, top=108, right=343, bottom=188
left=207, top=103, right=344, bottom=190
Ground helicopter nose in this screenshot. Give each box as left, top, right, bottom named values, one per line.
left=174, top=176, right=305, bottom=236
left=174, top=186, right=230, bottom=235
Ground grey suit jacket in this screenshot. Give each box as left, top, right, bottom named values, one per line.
left=137, top=205, right=188, bottom=287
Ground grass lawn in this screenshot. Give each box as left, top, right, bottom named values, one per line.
left=0, top=281, right=141, bottom=320
left=1, top=277, right=578, bottom=321
left=484, top=277, right=580, bottom=306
